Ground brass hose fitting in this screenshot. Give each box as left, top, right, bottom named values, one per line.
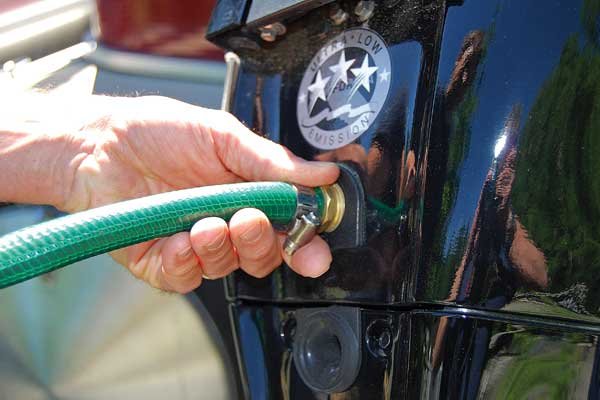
left=283, top=184, right=346, bottom=256
left=283, top=212, right=321, bottom=256
left=318, top=184, right=345, bottom=233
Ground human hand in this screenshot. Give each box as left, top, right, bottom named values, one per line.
left=65, top=96, right=339, bottom=292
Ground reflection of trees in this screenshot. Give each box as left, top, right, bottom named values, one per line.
left=424, top=30, right=487, bottom=299
left=420, top=4, right=600, bottom=398
left=582, top=0, right=600, bottom=47
left=512, top=33, right=600, bottom=310
left=478, top=328, right=592, bottom=399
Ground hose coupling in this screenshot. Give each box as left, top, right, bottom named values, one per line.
left=284, top=184, right=345, bottom=256
left=318, top=184, right=345, bottom=233
left=284, top=212, right=320, bottom=256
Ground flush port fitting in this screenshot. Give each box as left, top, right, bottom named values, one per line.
left=284, top=163, right=366, bottom=256
left=319, top=184, right=345, bottom=233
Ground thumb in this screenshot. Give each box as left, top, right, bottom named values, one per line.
left=213, top=112, right=339, bottom=187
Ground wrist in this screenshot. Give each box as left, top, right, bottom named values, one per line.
left=0, top=92, right=114, bottom=211
left=0, top=125, right=90, bottom=210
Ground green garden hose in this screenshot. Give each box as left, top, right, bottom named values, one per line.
left=0, top=182, right=344, bottom=289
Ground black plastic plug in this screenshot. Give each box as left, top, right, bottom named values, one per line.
left=322, top=162, right=367, bottom=250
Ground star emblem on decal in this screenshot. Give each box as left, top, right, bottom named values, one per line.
left=328, top=50, right=355, bottom=96
left=379, top=68, right=390, bottom=83
left=350, top=55, right=378, bottom=94
left=297, top=28, right=391, bottom=150
left=307, top=69, right=331, bottom=112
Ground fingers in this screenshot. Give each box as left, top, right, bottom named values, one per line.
left=166, top=210, right=330, bottom=287
left=281, top=234, right=332, bottom=278
left=119, top=210, right=332, bottom=293
left=161, top=232, right=203, bottom=293
left=188, top=209, right=328, bottom=282
left=229, top=208, right=282, bottom=278
left=210, top=110, right=339, bottom=186
left=190, top=217, right=239, bottom=279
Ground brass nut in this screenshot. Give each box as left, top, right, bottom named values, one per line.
left=319, top=184, right=345, bottom=233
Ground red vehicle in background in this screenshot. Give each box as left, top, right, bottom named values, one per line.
left=95, top=0, right=222, bottom=60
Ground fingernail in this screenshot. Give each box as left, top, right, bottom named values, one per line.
left=177, top=246, right=193, bottom=260
left=240, top=223, right=263, bottom=243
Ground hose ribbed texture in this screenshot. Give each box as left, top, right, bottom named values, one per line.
left=0, top=182, right=299, bottom=289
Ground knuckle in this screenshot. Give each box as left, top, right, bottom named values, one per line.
left=127, top=260, right=147, bottom=281
left=232, top=216, right=269, bottom=247
left=242, top=250, right=281, bottom=278
left=203, top=263, right=238, bottom=280
left=165, top=258, right=198, bottom=278
left=202, top=251, right=238, bottom=274
left=192, top=228, right=229, bottom=257
left=146, top=272, right=165, bottom=291
left=199, top=243, right=231, bottom=264
left=240, top=242, right=273, bottom=262
left=195, top=239, right=227, bottom=258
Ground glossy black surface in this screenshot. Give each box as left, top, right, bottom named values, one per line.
left=245, top=0, right=334, bottom=26
left=217, top=0, right=600, bottom=322
left=207, top=0, right=250, bottom=39
left=229, top=304, right=400, bottom=399
left=225, top=0, right=443, bottom=305
left=230, top=305, right=600, bottom=399
left=405, top=310, right=600, bottom=399
left=205, top=0, right=600, bottom=398
left=418, top=0, right=600, bottom=320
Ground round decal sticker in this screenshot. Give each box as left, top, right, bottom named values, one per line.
left=297, top=28, right=391, bottom=150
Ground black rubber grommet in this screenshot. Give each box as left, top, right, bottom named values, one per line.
left=293, top=309, right=361, bottom=393
left=322, top=162, right=367, bottom=250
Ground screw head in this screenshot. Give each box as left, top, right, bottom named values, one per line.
left=329, top=5, right=349, bottom=25
left=366, top=319, right=393, bottom=358
left=260, top=30, right=276, bottom=42
left=259, top=22, right=287, bottom=42
left=378, top=330, right=391, bottom=349
left=354, top=1, right=376, bottom=22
